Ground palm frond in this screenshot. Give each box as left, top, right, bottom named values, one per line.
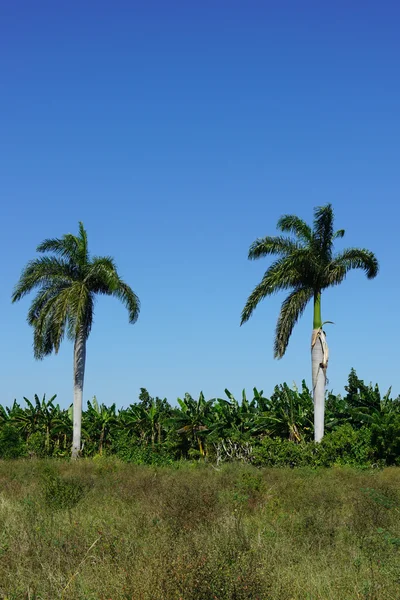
left=312, top=204, right=334, bottom=260
left=248, top=236, right=302, bottom=260
left=333, top=229, right=345, bottom=240
left=37, top=234, right=79, bottom=262
left=111, top=281, right=140, bottom=324
left=327, top=248, right=379, bottom=285
left=241, top=259, right=296, bottom=324
left=66, top=283, right=94, bottom=339
left=27, top=283, right=68, bottom=326
left=85, top=256, right=119, bottom=292
left=274, top=286, right=314, bottom=358
left=77, top=222, right=89, bottom=265
left=14, top=223, right=139, bottom=361
left=33, top=300, right=64, bottom=358
left=277, top=215, right=312, bottom=243
left=241, top=254, right=312, bottom=325
left=12, top=257, right=73, bottom=302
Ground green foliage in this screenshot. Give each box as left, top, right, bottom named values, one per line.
left=0, top=425, right=26, bottom=459
left=255, top=380, right=313, bottom=442
left=370, top=412, right=400, bottom=465
left=12, top=222, right=140, bottom=358
left=112, top=429, right=175, bottom=465
left=241, top=205, right=379, bottom=357
left=1, top=369, right=399, bottom=467
left=253, top=425, right=374, bottom=468
left=26, top=431, right=48, bottom=458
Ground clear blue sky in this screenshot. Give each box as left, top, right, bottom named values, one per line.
left=1, top=1, right=399, bottom=409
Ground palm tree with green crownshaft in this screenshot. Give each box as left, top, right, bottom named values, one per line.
left=240, top=204, right=378, bottom=442
left=12, top=222, right=140, bottom=459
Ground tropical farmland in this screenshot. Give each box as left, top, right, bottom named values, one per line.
left=3, top=1, right=399, bottom=596
left=1, top=205, right=399, bottom=599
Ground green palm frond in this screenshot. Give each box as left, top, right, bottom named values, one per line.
left=27, top=283, right=67, bottom=325
left=13, top=222, right=140, bottom=358
left=85, top=256, right=119, bottom=291
left=327, top=248, right=379, bottom=284
left=111, top=281, right=141, bottom=324
left=33, top=302, right=63, bottom=358
left=241, top=258, right=302, bottom=325
left=77, top=221, right=89, bottom=265
left=66, top=282, right=92, bottom=337
left=277, top=215, right=312, bottom=243
left=333, top=229, right=345, bottom=240
left=312, top=204, right=334, bottom=260
left=274, top=286, right=314, bottom=358
left=248, top=236, right=302, bottom=260
left=241, top=204, right=378, bottom=358
left=37, top=234, right=79, bottom=262
left=12, top=257, right=73, bottom=302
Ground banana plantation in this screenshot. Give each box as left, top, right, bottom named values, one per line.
left=1, top=369, right=399, bottom=466
left=8, top=205, right=387, bottom=463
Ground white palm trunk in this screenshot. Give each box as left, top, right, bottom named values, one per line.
left=72, top=331, right=87, bottom=459
left=311, top=328, right=328, bottom=443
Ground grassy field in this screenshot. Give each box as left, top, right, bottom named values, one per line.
left=0, top=460, right=399, bottom=599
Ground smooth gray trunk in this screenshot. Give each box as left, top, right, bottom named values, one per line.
left=72, top=331, right=86, bottom=460
left=311, top=328, right=328, bottom=443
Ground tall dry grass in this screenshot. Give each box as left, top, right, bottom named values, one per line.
left=0, top=459, right=398, bottom=599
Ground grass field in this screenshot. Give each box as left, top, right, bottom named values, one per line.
left=0, top=460, right=399, bottom=599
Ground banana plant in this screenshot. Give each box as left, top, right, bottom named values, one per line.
left=254, top=381, right=313, bottom=442
left=171, top=392, right=214, bottom=456
left=84, top=396, right=117, bottom=455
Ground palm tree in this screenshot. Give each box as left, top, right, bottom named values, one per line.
left=12, top=222, right=140, bottom=459
left=241, top=205, right=378, bottom=442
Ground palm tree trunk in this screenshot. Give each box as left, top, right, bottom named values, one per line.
left=72, top=330, right=86, bottom=460
left=311, top=292, right=327, bottom=442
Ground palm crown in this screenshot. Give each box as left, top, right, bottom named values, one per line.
left=241, top=204, right=378, bottom=358
left=12, top=222, right=140, bottom=358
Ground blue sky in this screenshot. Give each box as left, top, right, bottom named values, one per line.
left=1, top=1, right=399, bottom=409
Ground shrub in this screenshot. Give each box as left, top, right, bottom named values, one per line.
left=370, top=413, right=400, bottom=465
left=252, top=425, right=374, bottom=468
left=0, top=425, right=26, bottom=459
left=41, top=467, right=88, bottom=511
left=317, top=424, right=374, bottom=466
left=112, top=431, right=175, bottom=466
left=26, top=431, right=48, bottom=458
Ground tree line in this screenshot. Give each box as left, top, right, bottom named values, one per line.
left=10, top=205, right=379, bottom=459
left=0, top=369, right=399, bottom=466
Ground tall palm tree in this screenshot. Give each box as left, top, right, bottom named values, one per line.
left=12, top=222, right=140, bottom=459
left=241, top=204, right=378, bottom=441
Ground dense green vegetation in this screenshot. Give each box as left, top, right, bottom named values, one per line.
left=0, top=460, right=398, bottom=599
left=1, top=369, right=399, bottom=467
left=11, top=206, right=380, bottom=456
